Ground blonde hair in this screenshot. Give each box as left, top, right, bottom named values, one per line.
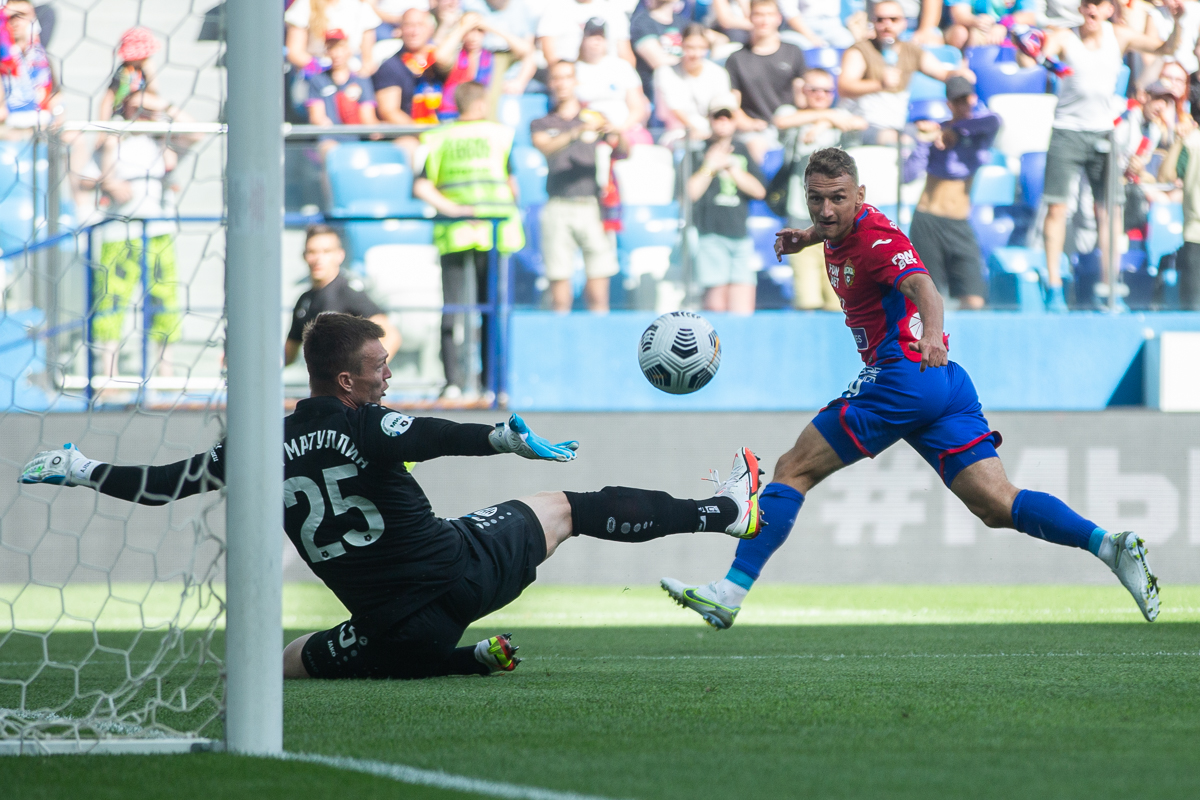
left=308, top=0, right=332, bottom=45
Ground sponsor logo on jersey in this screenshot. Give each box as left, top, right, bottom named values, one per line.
left=827, top=262, right=840, bottom=288
left=844, top=262, right=855, bottom=287
left=892, top=250, right=918, bottom=269
left=381, top=412, right=414, bottom=437
left=851, top=327, right=869, bottom=351
left=871, top=238, right=892, bottom=248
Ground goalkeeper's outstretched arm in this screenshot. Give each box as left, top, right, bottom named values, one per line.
left=20, top=443, right=225, bottom=506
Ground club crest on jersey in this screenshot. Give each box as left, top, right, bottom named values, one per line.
left=844, top=261, right=855, bottom=287
left=892, top=250, right=918, bottom=269
left=380, top=412, right=414, bottom=437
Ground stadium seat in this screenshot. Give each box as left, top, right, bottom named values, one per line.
left=345, top=220, right=434, bottom=270
left=988, top=246, right=1070, bottom=310
left=498, top=94, right=550, bottom=148
left=1019, top=151, right=1046, bottom=209
left=990, top=93, right=1057, bottom=160
left=845, top=145, right=899, bottom=206
left=965, top=44, right=1015, bottom=72
left=761, top=147, right=786, bottom=181
left=1114, top=63, right=1130, bottom=96
left=969, top=204, right=1015, bottom=263
left=747, top=213, right=784, bottom=273
left=511, top=145, right=549, bottom=208
left=907, top=71, right=946, bottom=101
left=803, top=47, right=843, bottom=74
left=973, top=61, right=1046, bottom=103
left=326, top=142, right=430, bottom=219
left=1146, top=202, right=1184, bottom=271
left=614, top=145, right=676, bottom=206
left=924, top=44, right=963, bottom=66
left=970, top=164, right=1016, bottom=206
left=364, top=243, right=443, bottom=382
left=908, top=98, right=951, bottom=123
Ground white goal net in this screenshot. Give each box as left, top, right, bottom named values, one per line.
left=0, top=0, right=230, bottom=753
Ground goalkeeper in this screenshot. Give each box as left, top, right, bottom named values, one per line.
left=19, top=312, right=762, bottom=681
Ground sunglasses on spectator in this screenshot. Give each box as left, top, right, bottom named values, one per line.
left=804, top=86, right=834, bottom=94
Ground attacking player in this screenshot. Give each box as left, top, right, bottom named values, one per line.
left=20, top=312, right=763, bottom=680
left=661, top=147, right=1160, bottom=628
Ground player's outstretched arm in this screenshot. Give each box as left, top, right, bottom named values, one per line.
left=19, top=443, right=225, bottom=505
left=774, top=226, right=823, bottom=262
left=489, top=414, right=578, bottom=462
left=899, top=273, right=949, bottom=372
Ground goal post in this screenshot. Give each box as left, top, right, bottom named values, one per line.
left=223, top=0, right=285, bottom=755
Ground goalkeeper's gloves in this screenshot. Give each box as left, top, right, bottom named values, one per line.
left=488, top=414, right=579, bottom=462
left=19, top=444, right=101, bottom=487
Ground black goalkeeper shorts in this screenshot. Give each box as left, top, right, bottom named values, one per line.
left=301, top=500, right=545, bottom=679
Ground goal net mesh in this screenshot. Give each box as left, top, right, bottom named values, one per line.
left=0, top=0, right=228, bottom=748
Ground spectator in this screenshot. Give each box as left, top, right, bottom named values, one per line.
left=1119, top=81, right=1181, bottom=205
left=413, top=82, right=524, bottom=399
left=630, top=0, right=686, bottom=107
left=286, top=0, right=382, bottom=77
left=711, top=0, right=753, bottom=44
left=462, top=0, right=538, bottom=94
left=531, top=61, right=623, bottom=313
left=284, top=225, right=402, bottom=366
left=373, top=9, right=442, bottom=126
left=433, top=0, right=465, bottom=44
left=98, top=27, right=159, bottom=124
left=838, top=0, right=970, bottom=145
left=656, top=23, right=732, bottom=141
left=307, top=30, right=380, bottom=156
left=773, top=69, right=867, bottom=310
left=1040, top=0, right=1182, bottom=311
left=778, top=0, right=858, bottom=48
left=433, top=12, right=527, bottom=120
left=2, top=0, right=57, bottom=130
left=725, top=0, right=809, bottom=162
left=1162, top=82, right=1200, bottom=308
left=537, top=0, right=636, bottom=67
left=902, top=76, right=1000, bottom=309
left=79, top=90, right=192, bottom=381
left=683, top=97, right=767, bottom=313
left=370, top=0, right=429, bottom=39
left=575, top=18, right=653, bottom=139
left=871, top=0, right=944, bottom=44
left=1143, top=0, right=1200, bottom=74
left=947, top=0, right=1037, bottom=50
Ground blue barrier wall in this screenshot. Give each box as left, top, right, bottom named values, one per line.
left=507, top=311, right=1200, bottom=411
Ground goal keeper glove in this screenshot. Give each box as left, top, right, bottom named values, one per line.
left=19, top=444, right=102, bottom=487
left=488, top=414, right=579, bottom=462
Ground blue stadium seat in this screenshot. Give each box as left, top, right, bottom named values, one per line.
left=617, top=203, right=681, bottom=253
left=965, top=44, right=1015, bottom=72
left=344, top=220, right=434, bottom=271
left=840, top=0, right=865, bottom=25
left=511, top=145, right=549, bottom=208
left=499, top=94, right=550, bottom=148
left=748, top=213, right=784, bottom=272
left=1146, top=202, right=1184, bottom=270
left=908, top=71, right=946, bottom=101
left=988, top=246, right=1071, bottom=310
left=970, top=164, right=1016, bottom=206
left=760, top=147, right=786, bottom=181
left=511, top=203, right=546, bottom=306
left=326, top=142, right=430, bottom=219
left=969, top=204, right=1014, bottom=263
left=1114, top=64, right=1130, bottom=96
left=803, top=47, right=843, bottom=74
left=924, top=44, right=963, bottom=65
left=973, top=62, right=1046, bottom=103
left=908, top=98, right=951, bottom=123
left=1019, top=151, right=1046, bottom=209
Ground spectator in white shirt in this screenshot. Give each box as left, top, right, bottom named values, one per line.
left=537, top=0, right=635, bottom=67
left=575, top=18, right=653, bottom=141
left=655, top=23, right=733, bottom=142
left=286, top=0, right=383, bottom=76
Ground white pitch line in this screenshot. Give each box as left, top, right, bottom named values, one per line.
left=283, top=752, right=629, bottom=800
left=532, top=650, right=1200, bottom=661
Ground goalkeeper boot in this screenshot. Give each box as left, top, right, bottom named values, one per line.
left=474, top=633, right=521, bottom=672
left=710, top=448, right=764, bottom=540
left=1101, top=531, right=1161, bottom=622
left=660, top=577, right=740, bottom=630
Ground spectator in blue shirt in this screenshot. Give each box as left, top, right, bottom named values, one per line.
left=307, top=29, right=380, bottom=156
left=947, top=0, right=1036, bottom=49
left=903, top=76, right=1000, bottom=309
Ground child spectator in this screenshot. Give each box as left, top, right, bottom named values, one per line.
left=307, top=29, right=380, bottom=155
left=286, top=0, right=381, bottom=77
left=682, top=97, right=767, bottom=313
left=98, top=27, right=159, bottom=123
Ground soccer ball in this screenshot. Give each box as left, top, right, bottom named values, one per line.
left=638, top=311, right=721, bottom=394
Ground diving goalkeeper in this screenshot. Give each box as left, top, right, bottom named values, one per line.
left=20, top=312, right=763, bottom=680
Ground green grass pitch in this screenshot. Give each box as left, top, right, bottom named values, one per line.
left=5, top=584, right=1200, bottom=799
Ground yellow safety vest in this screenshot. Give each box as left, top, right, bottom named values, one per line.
left=420, top=119, right=524, bottom=255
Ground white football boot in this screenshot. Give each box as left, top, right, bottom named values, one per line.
left=661, top=577, right=742, bottom=630
left=1101, top=531, right=1160, bottom=622
left=710, top=447, right=764, bottom=539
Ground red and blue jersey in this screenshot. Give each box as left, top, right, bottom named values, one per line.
left=823, top=203, right=947, bottom=365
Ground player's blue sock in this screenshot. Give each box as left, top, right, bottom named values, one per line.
left=1010, top=489, right=1102, bottom=551
left=728, top=483, right=805, bottom=587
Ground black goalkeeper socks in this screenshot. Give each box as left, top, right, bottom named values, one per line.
left=564, top=487, right=738, bottom=542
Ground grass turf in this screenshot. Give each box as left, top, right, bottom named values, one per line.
left=4, top=585, right=1200, bottom=799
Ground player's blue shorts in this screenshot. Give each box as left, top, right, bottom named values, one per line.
left=812, top=358, right=1002, bottom=487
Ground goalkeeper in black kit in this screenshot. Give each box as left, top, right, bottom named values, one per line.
left=20, top=312, right=764, bottom=681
